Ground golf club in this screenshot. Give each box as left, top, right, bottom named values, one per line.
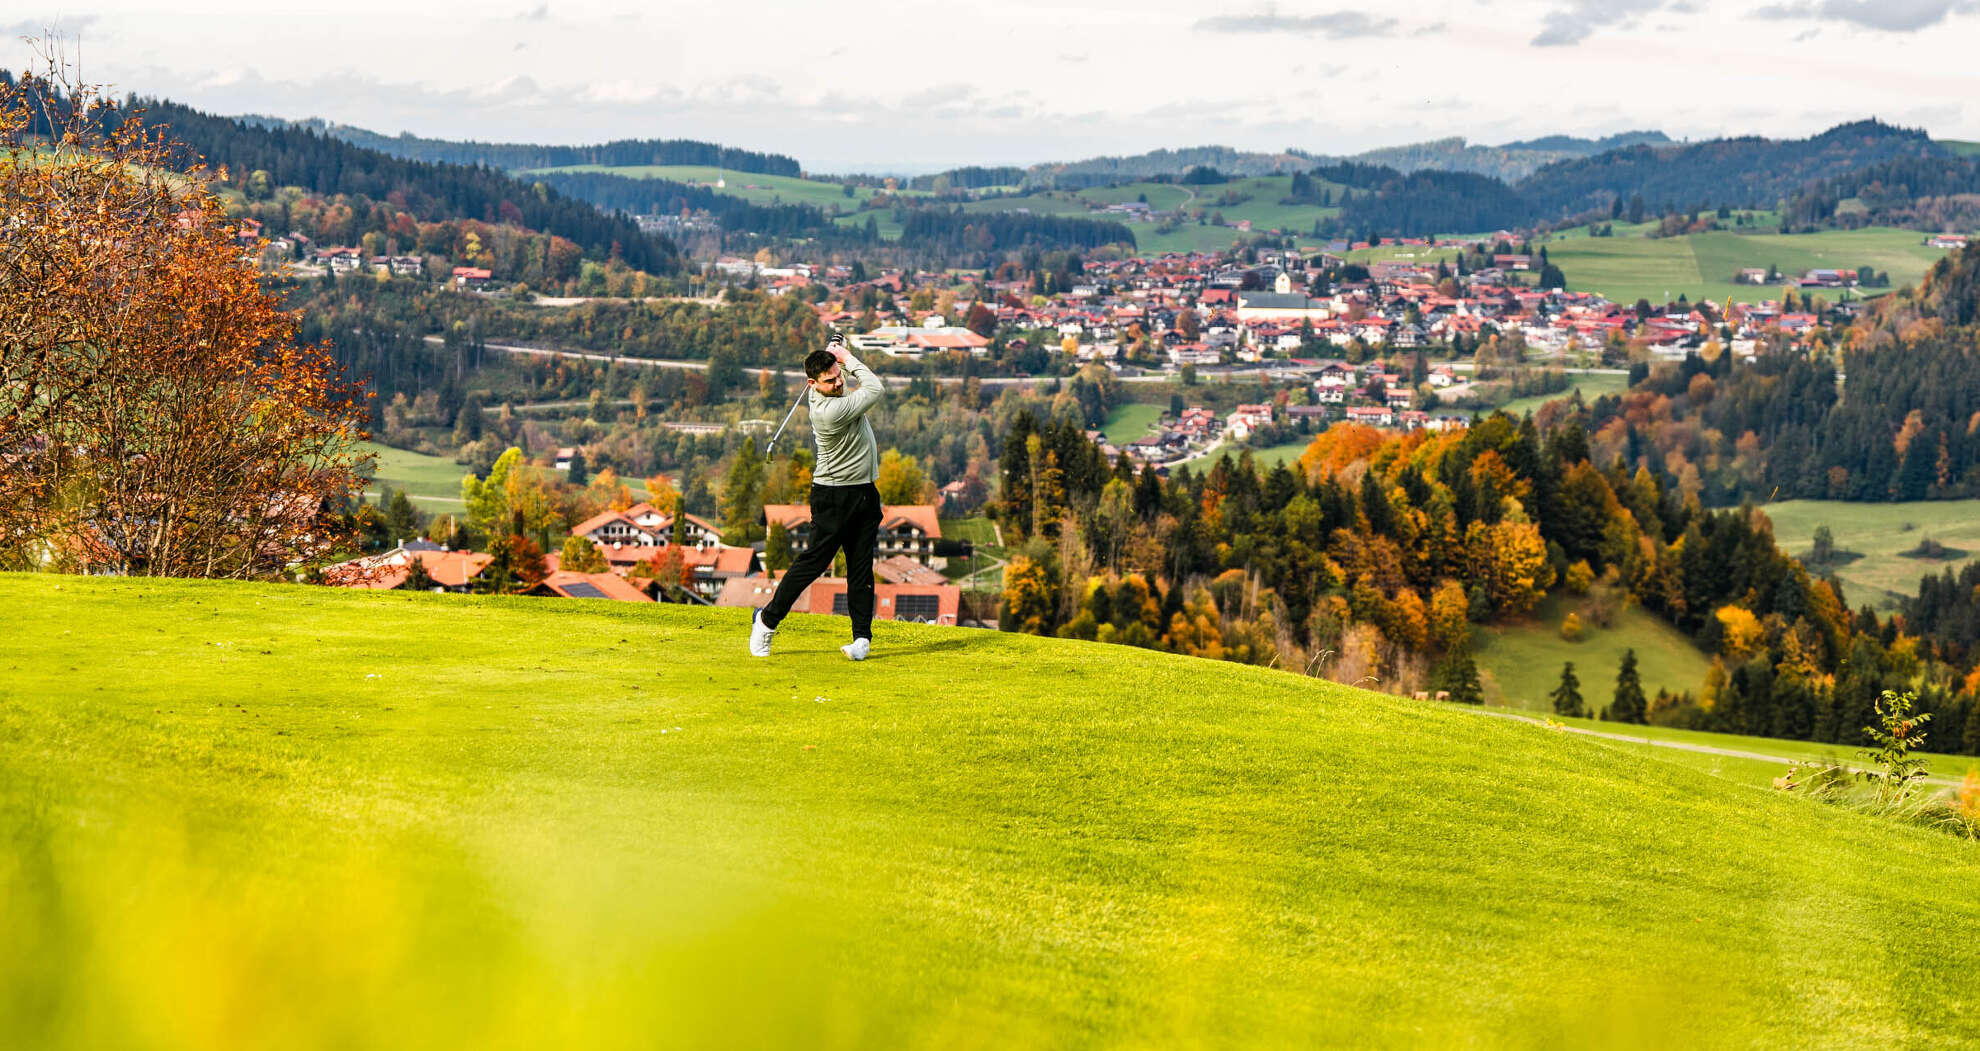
left=764, top=383, right=807, bottom=463
left=764, top=330, right=844, bottom=463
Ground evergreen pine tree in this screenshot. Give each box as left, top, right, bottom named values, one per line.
left=1433, top=645, right=1484, bottom=705
left=1550, top=661, right=1586, bottom=717
left=1607, top=648, right=1648, bottom=723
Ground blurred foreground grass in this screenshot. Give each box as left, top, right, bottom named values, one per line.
left=4, top=574, right=1979, bottom=1049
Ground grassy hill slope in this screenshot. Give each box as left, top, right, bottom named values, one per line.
left=3, top=574, right=1977, bottom=1048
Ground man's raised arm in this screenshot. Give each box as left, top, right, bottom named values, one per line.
left=815, top=343, right=885, bottom=427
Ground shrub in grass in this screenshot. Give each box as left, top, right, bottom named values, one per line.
left=1564, top=560, right=1594, bottom=594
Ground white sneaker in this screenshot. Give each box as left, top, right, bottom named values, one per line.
left=749, top=609, right=776, bottom=657
left=841, top=637, right=870, bottom=661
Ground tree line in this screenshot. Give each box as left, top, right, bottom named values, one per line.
left=993, top=407, right=1980, bottom=754
left=299, top=120, right=801, bottom=177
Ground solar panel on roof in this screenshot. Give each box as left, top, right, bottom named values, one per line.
left=562, top=581, right=610, bottom=599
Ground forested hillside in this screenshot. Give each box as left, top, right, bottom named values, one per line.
left=100, top=93, right=680, bottom=274
left=281, top=118, right=802, bottom=176
left=992, top=403, right=1980, bottom=750
left=1516, top=119, right=1944, bottom=218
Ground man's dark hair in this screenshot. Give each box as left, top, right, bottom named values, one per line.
left=805, top=349, right=837, bottom=379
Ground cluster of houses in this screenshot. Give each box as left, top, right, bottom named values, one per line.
left=323, top=500, right=969, bottom=625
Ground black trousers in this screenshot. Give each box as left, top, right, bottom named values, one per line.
left=761, top=482, right=883, bottom=639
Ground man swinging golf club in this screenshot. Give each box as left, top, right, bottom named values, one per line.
left=750, top=332, right=885, bottom=660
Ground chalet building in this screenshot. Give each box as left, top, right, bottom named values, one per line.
left=321, top=542, right=491, bottom=592
left=570, top=503, right=723, bottom=550
left=760, top=503, right=942, bottom=565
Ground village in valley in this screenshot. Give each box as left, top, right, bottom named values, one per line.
left=318, top=221, right=1939, bottom=617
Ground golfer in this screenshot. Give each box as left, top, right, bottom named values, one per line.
left=749, top=333, right=886, bottom=660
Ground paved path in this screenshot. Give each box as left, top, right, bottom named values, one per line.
left=1469, top=707, right=1961, bottom=787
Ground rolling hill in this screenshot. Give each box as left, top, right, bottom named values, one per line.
left=4, top=573, right=1977, bottom=1049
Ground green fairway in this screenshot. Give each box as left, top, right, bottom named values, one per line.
left=1474, top=592, right=1713, bottom=712
left=1100, top=402, right=1165, bottom=442
left=1762, top=498, right=1980, bottom=608
left=5, top=574, right=1979, bottom=1049
left=361, top=440, right=470, bottom=508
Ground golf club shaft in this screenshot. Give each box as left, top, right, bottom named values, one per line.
left=764, top=382, right=807, bottom=461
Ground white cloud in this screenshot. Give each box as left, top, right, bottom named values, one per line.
left=1751, top=0, right=1977, bottom=31
left=1197, top=7, right=1402, bottom=37
left=1531, top=0, right=1673, bottom=45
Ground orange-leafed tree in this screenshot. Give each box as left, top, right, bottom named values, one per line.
left=0, top=54, right=368, bottom=577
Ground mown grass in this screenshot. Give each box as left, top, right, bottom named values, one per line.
left=4, top=573, right=1979, bottom=1049
left=1474, top=592, right=1712, bottom=711
left=1762, top=498, right=1980, bottom=608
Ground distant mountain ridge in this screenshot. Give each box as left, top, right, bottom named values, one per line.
left=1352, top=131, right=1671, bottom=181
left=1014, top=132, right=1673, bottom=189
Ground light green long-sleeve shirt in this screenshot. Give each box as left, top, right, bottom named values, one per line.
left=808, top=351, right=885, bottom=486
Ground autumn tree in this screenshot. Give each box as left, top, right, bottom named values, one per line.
left=462, top=447, right=560, bottom=543
left=559, top=534, right=607, bottom=573
left=876, top=448, right=932, bottom=504
left=0, top=60, right=367, bottom=576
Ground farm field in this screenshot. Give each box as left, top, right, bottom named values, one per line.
left=4, top=572, right=1979, bottom=1048
left=1761, top=498, right=1980, bottom=609
left=1545, top=227, right=1952, bottom=306
left=1474, top=592, right=1713, bottom=712
left=1339, top=226, right=1951, bottom=308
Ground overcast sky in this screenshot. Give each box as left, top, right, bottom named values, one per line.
left=6, top=1, right=1977, bottom=173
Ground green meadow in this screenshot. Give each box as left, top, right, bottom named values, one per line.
left=1762, top=498, right=1980, bottom=608
left=1338, top=227, right=1952, bottom=307
left=1100, top=401, right=1166, bottom=442
left=4, top=573, right=1979, bottom=1048
left=360, top=440, right=470, bottom=509
left=1544, top=227, right=1952, bottom=306
left=1474, top=592, right=1714, bottom=711
left=1493, top=371, right=1632, bottom=417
